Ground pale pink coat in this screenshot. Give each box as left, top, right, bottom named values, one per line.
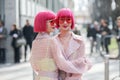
left=54, top=32, right=92, bottom=80
left=30, top=33, right=84, bottom=80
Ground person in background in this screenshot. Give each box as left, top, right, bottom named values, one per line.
left=73, top=27, right=81, bottom=35
left=23, top=19, right=34, bottom=62
left=114, top=16, right=120, bottom=58
left=0, top=20, right=7, bottom=64
left=87, top=21, right=100, bottom=55
left=99, top=19, right=111, bottom=54
left=54, top=8, right=92, bottom=80
left=9, top=24, right=22, bottom=63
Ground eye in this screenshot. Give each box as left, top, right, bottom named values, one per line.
left=50, top=21, right=53, bottom=23
left=67, top=18, right=71, bottom=21
left=59, top=18, right=65, bottom=21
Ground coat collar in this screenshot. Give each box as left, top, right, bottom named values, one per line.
left=68, top=32, right=82, bottom=58
left=54, top=32, right=83, bottom=59
left=71, top=32, right=83, bottom=41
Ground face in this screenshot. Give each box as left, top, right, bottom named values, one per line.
left=59, top=17, right=72, bottom=31
left=26, top=20, right=29, bottom=25
left=11, top=25, right=15, bottom=30
left=117, top=20, right=120, bottom=27
left=46, top=19, right=56, bottom=33
left=101, top=19, right=107, bottom=27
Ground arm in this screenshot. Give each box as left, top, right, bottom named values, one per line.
left=71, top=41, right=92, bottom=73
left=51, top=39, right=80, bottom=74
left=29, top=40, right=39, bottom=72
left=0, top=28, right=8, bottom=39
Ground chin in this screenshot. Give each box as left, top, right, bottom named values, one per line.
left=50, top=30, right=54, bottom=33
left=63, top=28, right=70, bottom=31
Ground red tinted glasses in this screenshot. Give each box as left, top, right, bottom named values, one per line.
left=59, top=17, right=72, bottom=24
left=48, top=19, right=56, bottom=26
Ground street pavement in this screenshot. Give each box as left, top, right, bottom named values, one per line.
left=0, top=56, right=119, bottom=80
left=0, top=62, right=33, bottom=80
left=0, top=31, right=119, bottom=80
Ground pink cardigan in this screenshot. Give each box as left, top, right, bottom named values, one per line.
left=54, top=32, right=92, bottom=80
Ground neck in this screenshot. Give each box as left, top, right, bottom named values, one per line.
left=59, top=31, right=71, bottom=37
left=39, top=32, right=49, bottom=35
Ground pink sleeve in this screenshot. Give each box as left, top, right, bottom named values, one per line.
left=71, top=41, right=92, bottom=73
left=51, top=39, right=80, bottom=74
left=29, top=41, right=39, bottom=72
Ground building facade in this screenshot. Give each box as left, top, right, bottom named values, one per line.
left=0, top=0, right=67, bottom=63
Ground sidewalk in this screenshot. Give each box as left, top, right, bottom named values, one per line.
left=83, top=58, right=119, bottom=80
left=0, top=62, right=33, bottom=80
left=82, top=31, right=120, bottom=80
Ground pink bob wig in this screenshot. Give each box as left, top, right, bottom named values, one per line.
left=56, top=8, right=75, bottom=29
left=34, top=11, right=56, bottom=32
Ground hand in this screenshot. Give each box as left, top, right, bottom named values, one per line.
left=89, top=37, right=93, bottom=41
left=102, top=31, right=107, bottom=35
left=13, top=34, right=18, bottom=38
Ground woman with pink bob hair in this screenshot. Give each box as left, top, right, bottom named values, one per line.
left=30, top=10, right=85, bottom=80
left=54, top=8, right=92, bottom=80
left=30, top=10, right=57, bottom=80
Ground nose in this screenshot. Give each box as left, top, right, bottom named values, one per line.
left=63, top=20, right=67, bottom=24
left=54, top=23, right=56, bottom=26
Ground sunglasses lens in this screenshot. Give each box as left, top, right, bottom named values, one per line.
left=66, top=18, right=72, bottom=23
left=50, top=20, right=55, bottom=26
left=59, top=18, right=65, bottom=24
left=59, top=18, right=72, bottom=24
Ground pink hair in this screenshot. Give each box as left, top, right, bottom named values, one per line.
left=34, top=11, right=56, bottom=32
left=56, top=8, right=74, bottom=29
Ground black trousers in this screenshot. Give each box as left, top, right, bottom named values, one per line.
left=0, top=48, right=6, bottom=63
left=24, top=41, right=32, bottom=61
left=13, top=47, right=20, bottom=63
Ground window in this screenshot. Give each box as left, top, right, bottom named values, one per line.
left=27, top=0, right=32, bottom=16
left=20, top=0, right=27, bottom=15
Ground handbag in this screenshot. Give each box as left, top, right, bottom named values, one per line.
left=37, top=40, right=57, bottom=71
left=16, top=37, right=26, bottom=47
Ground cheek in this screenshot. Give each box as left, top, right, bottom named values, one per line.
left=59, top=24, right=62, bottom=27
left=68, top=23, right=72, bottom=27
left=47, top=24, right=51, bottom=30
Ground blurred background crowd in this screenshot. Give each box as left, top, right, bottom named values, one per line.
left=0, top=0, right=120, bottom=64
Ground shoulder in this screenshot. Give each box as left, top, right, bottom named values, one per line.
left=30, top=25, right=33, bottom=28
left=72, top=33, right=85, bottom=47
left=3, top=27, right=7, bottom=29
left=32, top=37, right=52, bottom=48
left=72, top=33, right=84, bottom=42
left=23, top=25, right=26, bottom=28
left=49, top=37, right=56, bottom=44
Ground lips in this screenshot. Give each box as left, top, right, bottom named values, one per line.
left=63, top=26, right=67, bottom=28
left=52, top=27, right=55, bottom=29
